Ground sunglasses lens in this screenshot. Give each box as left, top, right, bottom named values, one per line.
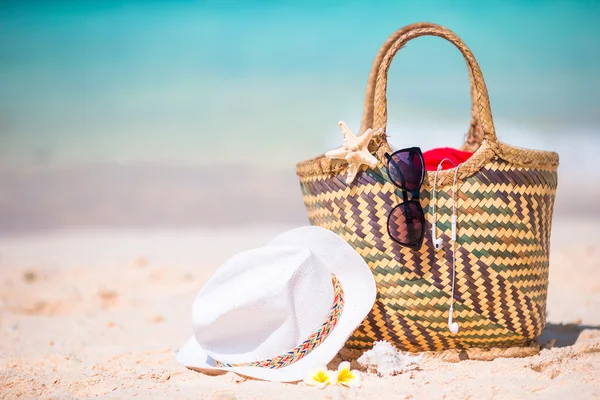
left=388, top=202, right=425, bottom=246
left=388, top=149, right=425, bottom=191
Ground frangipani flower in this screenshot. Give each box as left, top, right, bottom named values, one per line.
left=305, top=365, right=337, bottom=389
left=336, top=361, right=361, bottom=387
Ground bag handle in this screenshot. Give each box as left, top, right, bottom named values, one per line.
left=369, top=23, right=496, bottom=152
left=360, top=24, right=483, bottom=151
left=360, top=23, right=446, bottom=132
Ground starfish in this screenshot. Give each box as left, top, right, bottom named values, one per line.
left=326, top=121, right=381, bottom=184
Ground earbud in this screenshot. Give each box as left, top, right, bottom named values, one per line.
left=448, top=306, right=459, bottom=334
left=431, top=225, right=443, bottom=250
left=431, top=161, right=445, bottom=251
left=432, top=216, right=455, bottom=250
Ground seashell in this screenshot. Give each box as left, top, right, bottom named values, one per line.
left=357, top=341, right=423, bottom=377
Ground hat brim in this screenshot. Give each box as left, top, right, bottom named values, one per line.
left=176, top=226, right=376, bottom=382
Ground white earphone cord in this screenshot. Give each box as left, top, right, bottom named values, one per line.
left=450, top=165, right=459, bottom=320
left=432, top=159, right=461, bottom=334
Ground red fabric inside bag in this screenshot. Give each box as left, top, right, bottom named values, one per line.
left=422, top=147, right=474, bottom=171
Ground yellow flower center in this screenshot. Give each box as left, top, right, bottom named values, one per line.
left=337, top=368, right=355, bottom=384
left=314, top=370, right=330, bottom=383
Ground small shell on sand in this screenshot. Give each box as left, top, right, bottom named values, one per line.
left=357, top=341, right=423, bottom=377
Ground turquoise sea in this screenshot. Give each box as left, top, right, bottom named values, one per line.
left=0, top=1, right=599, bottom=230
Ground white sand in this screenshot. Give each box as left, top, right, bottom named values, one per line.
left=0, top=218, right=599, bottom=399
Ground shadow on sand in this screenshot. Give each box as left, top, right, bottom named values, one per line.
left=540, top=323, right=600, bottom=348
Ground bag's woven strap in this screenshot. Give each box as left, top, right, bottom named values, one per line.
left=372, top=23, right=497, bottom=149
left=359, top=22, right=483, bottom=151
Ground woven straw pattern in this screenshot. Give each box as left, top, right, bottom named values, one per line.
left=296, top=23, right=559, bottom=353
left=215, top=275, right=345, bottom=369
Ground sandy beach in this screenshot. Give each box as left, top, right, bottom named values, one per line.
left=0, top=217, right=598, bottom=399
left=2, top=1, right=599, bottom=398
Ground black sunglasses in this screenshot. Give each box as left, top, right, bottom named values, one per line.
left=385, top=147, right=426, bottom=249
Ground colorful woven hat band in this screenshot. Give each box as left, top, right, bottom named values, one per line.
left=214, top=275, right=345, bottom=369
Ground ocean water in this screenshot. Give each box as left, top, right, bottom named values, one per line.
left=0, top=1, right=599, bottom=230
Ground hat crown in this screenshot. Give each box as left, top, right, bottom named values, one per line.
left=192, top=245, right=334, bottom=365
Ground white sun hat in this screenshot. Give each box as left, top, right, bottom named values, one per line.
left=176, top=226, right=376, bottom=382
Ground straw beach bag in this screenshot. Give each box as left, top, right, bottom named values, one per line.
left=296, top=23, right=559, bottom=353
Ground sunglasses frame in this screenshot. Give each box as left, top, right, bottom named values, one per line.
left=385, top=147, right=426, bottom=249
